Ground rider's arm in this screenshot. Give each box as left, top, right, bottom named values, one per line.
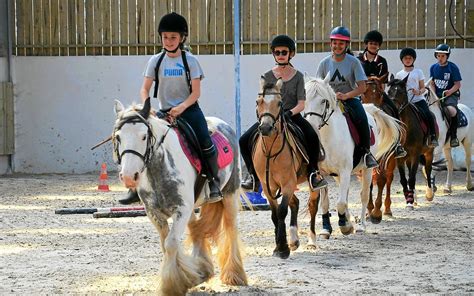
left=140, top=77, right=154, bottom=101
left=169, top=78, right=201, bottom=118
left=444, top=81, right=461, bottom=97
left=337, top=80, right=366, bottom=100
left=289, top=100, right=305, bottom=115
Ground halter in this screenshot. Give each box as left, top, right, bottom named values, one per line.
left=304, top=100, right=334, bottom=130
left=113, top=113, right=170, bottom=171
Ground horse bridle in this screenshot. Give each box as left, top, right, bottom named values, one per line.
left=304, top=100, right=333, bottom=129
left=113, top=113, right=169, bottom=169
left=257, top=91, right=283, bottom=128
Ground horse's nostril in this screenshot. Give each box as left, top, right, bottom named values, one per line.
left=134, top=172, right=139, bottom=181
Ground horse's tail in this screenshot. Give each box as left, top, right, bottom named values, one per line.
left=364, top=104, right=405, bottom=169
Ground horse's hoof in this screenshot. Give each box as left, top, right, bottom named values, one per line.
left=273, top=249, right=290, bottom=259
left=289, top=240, right=300, bottom=251
left=467, top=185, right=474, bottom=191
left=433, top=185, right=437, bottom=193
left=406, top=203, right=414, bottom=210
left=306, top=243, right=317, bottom=250
left=383, top=211, right=393, bottom=217
left=370, top=215, right=382, bottom=224
left=339, top=224, right=354, bottom=235
left=319, top=229, right=331, bottom=239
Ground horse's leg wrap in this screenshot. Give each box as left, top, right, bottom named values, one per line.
left=322, top=213, right=332, bottom=234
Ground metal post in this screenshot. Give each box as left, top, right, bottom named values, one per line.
left=233, top=0, right=241, bottom=138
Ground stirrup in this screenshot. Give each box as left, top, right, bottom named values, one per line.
left=450, top=137, right=460, bottom=147
left=428, top=136, right=439, bottom=148
left=364, top=153, right=378, bottom=169
left=394, top=144, right=407, bottom=159
left=309, top=171, right=328, bottom=191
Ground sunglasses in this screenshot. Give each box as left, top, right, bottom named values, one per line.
left=273, top=50, right=289, bottom=56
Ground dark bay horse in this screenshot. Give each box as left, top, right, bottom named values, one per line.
left=362, top=77, right=405, bottom=221
left=387, top=75, right=436, bottom=208
left=253, top=78, right=320, bottom=259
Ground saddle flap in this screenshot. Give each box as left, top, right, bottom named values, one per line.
left=343, top=112, right=375, bottom=146
left=285, top=122, right=310, bottom=164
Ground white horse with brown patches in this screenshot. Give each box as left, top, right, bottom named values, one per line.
left=113, top=98, right=247, bottom=296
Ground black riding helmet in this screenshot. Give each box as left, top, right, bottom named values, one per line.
left=364, top=30, right=383, bottom=45
left=434, top=43, right=451, bottom=59
left=400, top=47, right=416, bottom=60
left=158, top=12, right=188, bottom=53
left=271, top=35, right=296, bottom=52
left=271, top=35, right=296, bottom=66
left=158, top=12, right=188, bottom=36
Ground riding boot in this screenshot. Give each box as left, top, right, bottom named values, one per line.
left=449, top=115, right=459, bottom=147
left=308, top=167, right=328, bottom=191
left=394, top=142, right=407, bottom=159
left=428, top=134, right=439, bottom=148
left=364, top=150, right=379, bottom=169
left=241, top=172, right=261, bottom=192
left=118, top=189, right=140, bottom=205
left=203, top=146, right=223, bottom=203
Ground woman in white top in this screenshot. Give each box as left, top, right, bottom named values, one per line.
left=395, top=48, right=438, bottom=147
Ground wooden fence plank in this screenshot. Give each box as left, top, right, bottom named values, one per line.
left=313, top=0, right=323, bottom=52
left=416, top=0, right=426, bottom=49
left=111, top=0, right=119, bottom=55
left=68, top=0, right=77, bottom=56
left=426, top=0, right=436, bottom=50
left=59, top=0, right=68, bottom=55
left=119, top=0, right=128, bottom=55
left=387, top=0, right=397, bottom=49
left=41, top=0, right=51, bottom=56
left=453, top=0, right=465, bottom=48
left=85, top=0, right=94, bottom=55
left=260, top=0, right=269, bottom=54
left=333, top=0, right=341, bottom=27
left=435, top=0, right=446, bottom=47
left=242, top=0, right=251, bottom=54
left=224, top=0, right=232, bottom=54
left=358, top=0, right=368, bottom=50
left=322, top=0, right=332, bottom=45
left=296, top=0, right=305, bottom=52
left=215, top=0, right=224, bottom=54
left=268, top=0, right=277, bottom=41
left=369, top=0, right=378, bottom=32
left=406, top=0, right=416, bottom=48
left=102, top=0, right=111, bottom=55
left=209, top=0, right=217, bottom=54
left=136, top=0, right=145, bottom=54
left=378, top=0, right=388, bottom=46
left=351, top=0, right=361, bottom=51
left=33, top=0, right=43, bottom=56
left=467, top=0, right=474, bottom=48
left=51, top=0, right=60, bottom=55
left=250, top=0, right=260, bottom=54
left=287, top=0, right=296, bottom=41
left=277, top=0, right=286, bottom=35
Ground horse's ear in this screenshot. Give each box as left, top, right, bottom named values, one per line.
left=323, top=73, right=331, bottom=83
left=425, top=77, right=433, bottom=88
left=389, top=73, right=394, bottom=83
left=139, top=97, right=151, bottom=119
left=304, top=72, right=312, bottom=83
left=259, top=76, right=266, bottom=92
left=380, top=72, right=389, bottom=83
left=114, top=100, right=124, bottom=115
left=275, top=78, right=283, bottom=91
left=402, top=73, right=409, bottom=84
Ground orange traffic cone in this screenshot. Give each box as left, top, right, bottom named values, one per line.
left=98, top=163, right=110, bottom=191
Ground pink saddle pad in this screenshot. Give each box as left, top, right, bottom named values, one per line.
left=176, top=129, right=234, bottom=174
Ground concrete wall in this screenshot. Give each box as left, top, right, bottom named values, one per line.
left=11, top=49, right=474, bottom=173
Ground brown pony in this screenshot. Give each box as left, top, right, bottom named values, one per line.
left=387, top=74, right=436, bottom=208
left=362, top=76, right=403, bottom=221
left=253, top=78, right=320, bottom=259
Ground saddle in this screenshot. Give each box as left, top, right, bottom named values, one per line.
left=250, top=121, right=311, bottom=171
left=409, top=104, right=439, bottom=137
left=173, top=117, right=234, bottom=175
left=440, top=105, right=468, bottom=129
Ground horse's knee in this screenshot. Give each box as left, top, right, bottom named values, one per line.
left=164, top=237, right=179, bottom=255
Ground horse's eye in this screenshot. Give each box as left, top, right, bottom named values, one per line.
left=256, top=98, right=263, bottom=105
left=115, top=135, right=121, bottom=143
left=142, top=134, right=147, bottom=141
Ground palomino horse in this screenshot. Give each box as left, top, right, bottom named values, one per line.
left=425, top=84, right=474, bottom=192
left=387, top=74, right=436, bottom=207
left=304, top=75, right=402, bottom=237
left=362, top=77, right=405, bottom=222
left=113, top=98, right=247, bottom=295
left=253, top=78, right=320, bottom=258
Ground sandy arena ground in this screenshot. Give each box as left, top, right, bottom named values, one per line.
left=0, top=169, right=473, bottom=295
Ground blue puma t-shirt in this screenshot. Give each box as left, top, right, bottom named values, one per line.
left=429, top=61, right=462, bottom=98
left=316, top=54, right=367, bottom=94
left=144, top=51, right=204, bottom=109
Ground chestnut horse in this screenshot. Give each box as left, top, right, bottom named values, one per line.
left=387, top=75, right=436, bottom=208
left=253, top=78, right=320, bottom=259
left=362, top=77, right=405, bottom=221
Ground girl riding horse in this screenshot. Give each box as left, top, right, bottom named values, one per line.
left=240, top=35, right=327, bottom=192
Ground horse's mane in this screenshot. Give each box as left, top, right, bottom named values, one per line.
left=305, top=78, right=338, bottom=111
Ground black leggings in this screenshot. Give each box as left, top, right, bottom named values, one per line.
left=239, top=114, right=321, bottom=175
left=414, top=100, right=436, bottom=136
left=344, top=98, right=371, bottom=152
left=178, top=103, right=213, bottom=151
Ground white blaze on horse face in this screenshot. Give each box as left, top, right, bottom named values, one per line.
left=118, top=122, right=149, bottom=188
